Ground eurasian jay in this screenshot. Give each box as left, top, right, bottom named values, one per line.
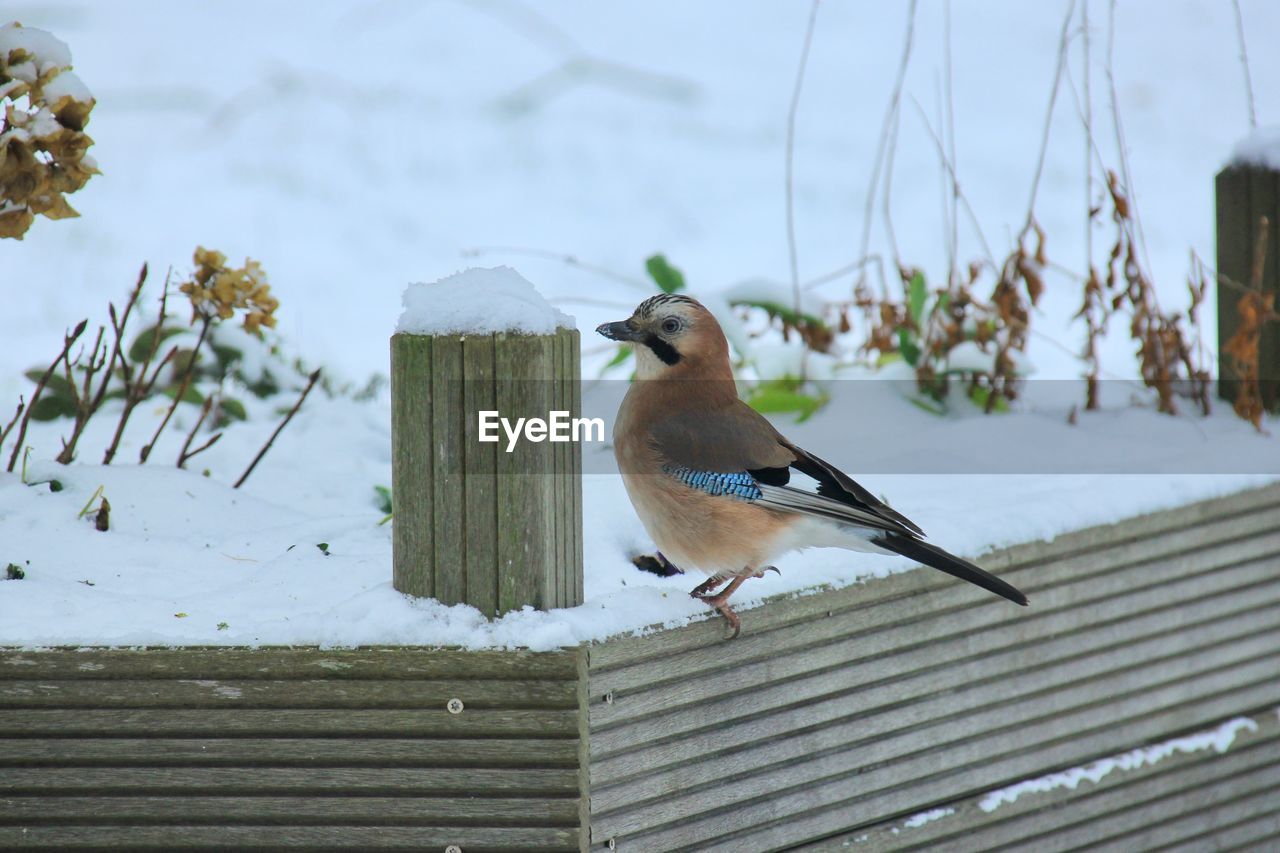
left=597, top=293, right=1028, bottom=638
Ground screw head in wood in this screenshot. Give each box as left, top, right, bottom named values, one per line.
left=446, top=698, right=464, bottom=714
left=603, top=691, right=614, bottom=705
left=607, top=839, right=617, bottom=850
left=445, top=846, right=462, bottom=853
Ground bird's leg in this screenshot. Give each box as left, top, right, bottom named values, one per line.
left=689, top=573, right=729, bottom=598
left=692, top=572, right=761, bottom=640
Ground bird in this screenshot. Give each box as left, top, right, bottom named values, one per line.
left=597, top=293, right=1028, bottom=638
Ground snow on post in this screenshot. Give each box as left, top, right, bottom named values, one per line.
left=1218, top=130, right=1280, bottom=413
left=391, top=267, right=582, bottom=615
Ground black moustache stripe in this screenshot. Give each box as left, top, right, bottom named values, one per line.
left=644, top=335, right=682, bottom=365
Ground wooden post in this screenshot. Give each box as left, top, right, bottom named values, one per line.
left=391, top=328, right=583, bottom=615
left=1216, top=164, right=1279, bottom=411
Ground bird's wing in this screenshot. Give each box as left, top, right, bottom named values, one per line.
left=647, top=398, right=923, bottom=537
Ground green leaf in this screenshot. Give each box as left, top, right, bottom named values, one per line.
left=24, top=368, right=75, bottom=398
left=969, top=384, right=1010, bottom=413
left=875, top=351, right=904, bottom=368
left=908, top=272, right=927, bottom=327
left=645, top=254, right=686, bottom=293
left=933, top=291, right=951, bottom=319
left=128, top=325, right=186, bottom=364
left=729, top=299, right=828, bottom=332
left=162, top=384, right=204, bottom=405
left=218, top=397, right=248, bottom=422
left=746, top=380, right=829, bottom=423
left=907, top=395, right=947, bottom=416
left=897, top=328, right=921, bottom=367
left=373, top=485, right=393, bottom=515
left=316, top=542, right=331, bottom=556
left=29, top=393, right=77, bottom=421
left=602, top=346, right=633, bottom=372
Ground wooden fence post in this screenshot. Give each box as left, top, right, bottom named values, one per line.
left=1215, top=164, right=1279, bottom=412
left=391, top=327, right=583, bottom=616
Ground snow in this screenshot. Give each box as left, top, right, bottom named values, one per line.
left=897, top=807, right=955, bottom=832
left=1229, top=125, right=1280, bottom=170
left=397, top=267, right=575, bottom=336
left=978, top=716, right=1261, bottom=813
left=0, top=22, right=72, bottom=75
left=1, top=4, right=1279, bottom=649
left=41, top=69, right=93, bottom=106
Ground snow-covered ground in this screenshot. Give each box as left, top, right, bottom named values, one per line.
left=2, top=3, right=1278, bottom=648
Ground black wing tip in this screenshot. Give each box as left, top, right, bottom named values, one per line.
left=877, top=533, right=1029, bottom=607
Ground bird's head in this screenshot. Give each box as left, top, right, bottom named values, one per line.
left=596, top=294, right=731, bottom=380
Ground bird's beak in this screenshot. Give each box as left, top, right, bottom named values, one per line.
left=596, top=320, right=642, bottom=342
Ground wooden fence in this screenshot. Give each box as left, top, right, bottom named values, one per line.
left=3, top=481, right=1278, bottom=850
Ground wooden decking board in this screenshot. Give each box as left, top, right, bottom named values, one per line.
left=590, top=544, right=1280, bottom=743
left=587, top=484, right=1280, bottom=673
left=1, top=766, right=582, bottom=796
left=0, top=677, right=578, bottom=710
left=598, top=659, right=1280, bottom=847
left=0, top=737, right=582, bottom=768
left=590, top=590, right=1280, bottom=806
left=684, top=679, right=1280, bottom=853
left=0, top=824, right=582, bottom=849
left=589, top=557, right=1280, bottom=773
left=1, top=707, right=582, bottom=738
left=810, top=710, right=1280, bottom=851
left=588, top=501, right=1280, bottom=691
left=0, top=646, right=580, bottom=681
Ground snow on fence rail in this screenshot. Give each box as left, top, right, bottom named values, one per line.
left=2, top=482, right=1278, bottom=850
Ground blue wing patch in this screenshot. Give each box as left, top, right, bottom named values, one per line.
left=662, top=465, right=762, bottom=501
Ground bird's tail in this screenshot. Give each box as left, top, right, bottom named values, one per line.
left=874, top=533, right=1028, bottom=606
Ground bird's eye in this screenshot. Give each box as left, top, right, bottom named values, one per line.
left=661, top=317, right=681, bottom=334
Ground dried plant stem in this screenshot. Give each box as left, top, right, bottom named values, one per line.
left=177, top=396, right=220, bottom=469
left=234, top=369, right=321, bottom=489
left=1023, top=0, right=1078, bottom=239
left=139, top=316, right=212, bottom=464
left=55, top=324, right=107, bottom=464
left=6, top=320, right=87, bottom=473
left=462, top=245, right=650, bottom=291
left=859, top=0, right=917, bottom=296
left=785, top=0, right=820, bottom=314
left=1231, top=0, right=1257, bottom=129
left=0, top=397, right=24, bottom=460
left=91, top=264, right=147, bottom=413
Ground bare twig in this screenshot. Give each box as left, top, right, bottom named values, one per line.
left=1231, top=0, right=1258, bottom=129
left=55, top=324, right=107, bottom=464
left=179, top=431, right=223, bottom=469
left=177, top=395, right=216, bottom=469
left=91, top=264, right=147, bottom=413
left=462, top=245, right=650, bottom=291
left=785, top=0, right=820, bottom=314
left=234, top=369, right=321, bottom=489
left=6, top=320, right=87, bottom=473
left=1105, top=0, right=1153, bottom=283
left=943, top=0, right=959, bottom=285
left=1023, top=0, right=1078, bottom=239
left=0, top=396, right=24, bottom=460
left=858, top=0, right=918, bottom=297
left=103, top=274, right=173, bottom=465
left=140, top=316, right=212, bottom=464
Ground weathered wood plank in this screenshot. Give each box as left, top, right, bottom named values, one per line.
left=0, top=825, right=580, bottom=850
left=494, top=332, right=554, bottom=613
left=591, top=607, right=1280, bottom=818
left=463, top=333, right=500, bottom=616
left=589, top=489, right=1280, bottom=676
left=586, top=535, right=1280, bottom=727
left=570, top=329, right=584, bottom=604
left=590, top=545, right=1280, bottom=758
left=0, top=737, right=580, bottom=767
left=595, top=650, right=1280, bottom=845
left=1246, top=167, right=1280, bottom=411
left=430, top=334, right=467, bottom=606
left=1216, top=166, right=1252, bottom=403
left=0, top=766, right=580, bottom=795
left=2, top=708, right=580, bottom=737
left=642, top=677, right=1280, bottom=852
left=0, top=647, right=580, bottom=680
left=0, top=794, right=579, bottom=824
left=390, top=332, right=434, bottom=598
left=0, top=677, right=576, bottom=709
left=803, top=709, right=1280, bottom=851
